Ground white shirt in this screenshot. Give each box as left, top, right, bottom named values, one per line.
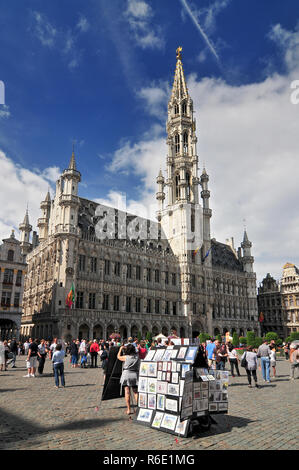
left=228, top=348, right=237, bottom=359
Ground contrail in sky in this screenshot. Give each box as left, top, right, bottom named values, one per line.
left=180, top=0, right=221, bottom=66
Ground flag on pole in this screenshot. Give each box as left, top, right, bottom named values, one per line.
left=66, top=282, right=75, bottom=309
left=193, top=247, right=200, bottom=257
left=258, top=312, right=264, bottom=323
left=202, top=248, right=211, bottom=262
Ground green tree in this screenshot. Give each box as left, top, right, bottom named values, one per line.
left=239, top=336, right=247, bottom=345
left=137, top=331, right=142, bottom=341
left=246, top=331, right=256, bottom=347
left=290, top=332, right=299, bottom=341
left=265, top=332, right=279, bottom=342
left=146, top=331, right=152, bottom=343
left=232, top=332, right=239, bottom=347
left=199, top=333, right=211, bottom=343
left=216, top=334, right=222, bottom=342
left=253, top=337, right=263, bottom=349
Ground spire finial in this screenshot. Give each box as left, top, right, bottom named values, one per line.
left=176, top=46, right=182, bottom=60
left=68, top=144, right=76, bottom=170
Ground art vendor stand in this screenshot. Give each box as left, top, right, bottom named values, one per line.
left=134, top=341, right=229, bottom=437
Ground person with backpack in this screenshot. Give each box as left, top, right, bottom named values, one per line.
left=241, top=345, right=259, bottom=388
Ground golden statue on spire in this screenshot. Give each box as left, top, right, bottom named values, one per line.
left=176, top=46, right=182, bottom=60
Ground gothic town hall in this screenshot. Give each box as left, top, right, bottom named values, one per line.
left=20, top=49, right=259, bottom=342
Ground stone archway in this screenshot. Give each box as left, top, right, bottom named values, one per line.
left=180, top=326, right=186, bottom=338
left=131, top=325, right=139, bottom=338
left=78, top=324, right=89, bottom=341
left=214, top=327, right=220, bottom=336
left=152, top=325, right=159, bottom=337
left=119, top=324, right=128, bottom=340
left=162, top=326, right=168, bottom=337
left=192, top=321, right=203, bottom=338
left=0, top=319, right=18, bottom=340
left=93, top=324, right=103, bottom=339
left=107, top=324, right=115, bottom=339
left=142, top=326, right=148, bottom=338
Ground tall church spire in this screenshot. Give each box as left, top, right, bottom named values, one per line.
left=170, top=46, right=189, bottom=102
left=68, top=145, right=77, bottom=171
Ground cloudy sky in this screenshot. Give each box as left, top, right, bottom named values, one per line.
left=0, top=0, right=298, bottom=283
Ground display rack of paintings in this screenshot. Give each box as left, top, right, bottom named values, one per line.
left=135, top=343, right=229, bottom=437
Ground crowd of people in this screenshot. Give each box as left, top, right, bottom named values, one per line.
left=0, top=334, right=298, bottom=397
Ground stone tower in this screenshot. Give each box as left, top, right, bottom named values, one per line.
left=19, top=209, right=32, bottom=255
left=37, top=191, right=51, bottom=241
left=157, top=47, right=204, bottom=335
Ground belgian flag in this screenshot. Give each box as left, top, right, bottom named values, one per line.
left=66, top=282, right=75, bottom=309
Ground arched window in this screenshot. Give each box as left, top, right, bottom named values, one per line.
left=186, top=172, right=191, bottom=200
left=174, top=104, right=179, bottom=115
left=7, top=250, right=14, bottom=261
left=175, top=174, right=180, bottom=199
left=182, top=101, right=187, bottom=115
left=183, top=132, right=188, bottom=155
left=175, top=134, right=180, bottom=154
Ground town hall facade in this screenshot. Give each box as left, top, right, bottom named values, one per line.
left=20, top=49, right=259, bottom=342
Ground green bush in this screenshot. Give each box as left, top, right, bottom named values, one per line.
left=146, top=331, right=152, bottom=343
left=137, top=331, right=142, bottom=342
left=246, top=331, right=256, bottom=347
left=216, top=334, right=222, bottom=342
left=265, top=332, right=279, bottom=342
left=199, top=333, right=211, bottom=343
left=239, top=336, right=247, bottom=345
left=253, top=337, right=263, bottom=349
left=290, top=332, right=299, bottom=341
left=232, top=332, right=239, bottom=347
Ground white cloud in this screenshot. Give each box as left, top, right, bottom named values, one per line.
left=77, top=16, right=90, bottom=33
left=30, top=11, right=85, bottom=70
left=0, top=150, right=58, bottom=241
left=124, top=0, right=164, bottom=50
left=108, top=24, right=299, bottom=283
left=0, top=105, right=11, bottom=119
left=137, top=82, right=170, bottom=118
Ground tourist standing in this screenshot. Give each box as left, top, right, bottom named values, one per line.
left=138, top=340, right=147, bottom=360
left=70, top=339, right=79, bottom=368
left=257, top=339, right=271, bottom=383
left=7, top=337, right=18, bottom=368
left=227, top=343, right=241, bottom=377
left=289, top=344, right=299, bottom=380
left=215, top=341, right=228, bottom=370
left=52, top=343, right=65, bottom=389
left=0, top=340, right=6, bottom=371
left=90, top=339, right=100, bottom=368
left=242, top=346, right=259, bottom=388
left=270, top=345, right=277, bottom=378
left=206, top=339, right=216, bottom=369
left=38, top=339, right=48, bottom=375
left=79, top=339, right=87, bottom=368
left=24, top=338, right=39, bottom=378
left=24, top=339, right=30, bottom=356
left=117, top=344, right=140, bottom=415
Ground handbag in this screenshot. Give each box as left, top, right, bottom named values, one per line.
left=241, top=352, right=248, bottom=368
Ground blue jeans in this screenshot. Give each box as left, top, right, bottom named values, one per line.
left=261, top=357, right=270, bottom=381
left=216, top=361, right=225, bottom=370
left=71, top=354, right=78, bottom=365
left=54, top=363, right=65, bottom=387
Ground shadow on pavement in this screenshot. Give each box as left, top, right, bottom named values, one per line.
left=0, top=406, right=122, bottom=449
left=0, top=388, right=26, bottom=393
left=192, top=414, right=257, bottom=440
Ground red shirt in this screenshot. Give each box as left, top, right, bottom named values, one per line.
left=90, top=343, right=100, bottom=353
left=139, top=348, right=147, bottom=360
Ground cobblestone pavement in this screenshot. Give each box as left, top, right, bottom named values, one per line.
left=0, top=356, right=298, bottom=450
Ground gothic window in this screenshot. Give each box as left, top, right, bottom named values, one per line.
left=88, top=293, right=96, bottom=309
left=3, top=269, right=13, bottom=284
left=79, top=255, right=86, bottom=272
left=136, top=265, right=141, bottom=280
left=102, top=294, right=109, bottom=310
left=7, top=250, right=14, bottom=261
left=146, top=299, right=151, bottom=313
left=155, top=299, right=160, bottom=314
left=172, top=273, right=176, bottom=286
left=192, top=274, right=196, bottom=288
left=114, top=261, right=120, bottom=276
left=173, top=302, right=177, bottom=315
left=91, top=257, right=97, bottom=273
left=174, top=104, right=179, bottom=115
left=76, top=291, right=84, bottom=309
left=113, top=295, right=119, bottom=311
left=175, top=134, right=180, bottom=154
left=165, top=301, right=169, bottom=314
left=186, top=172, right=191, bottom=200
left=104, top=259, right=110, bottom=275
left=182, top=102, right=187, bottom=115
left=146, top=268, right=151, bottom=282
left=1, top=291, right=11, bottom=307
left=136, top=297, right=141, bottom=313
left=155, top=269, right=160, bottom=283
left=175, top=174, right=180, bottom=199
left=16, top=270, right=22, bottom=286
left=165, top=271, right=169, bottom=285
left=127, top=264, right=132, bottom=279
left=193, top=303, right=196, bottom=315
left=126, top=296, right=131, bottom=313
left=183, top=132, right=188, bottom=155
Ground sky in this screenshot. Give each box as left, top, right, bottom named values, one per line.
left=0, top=0, right=299, bottom=283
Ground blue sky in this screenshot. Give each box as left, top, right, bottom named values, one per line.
left=0, top=0, right=299, bottom=282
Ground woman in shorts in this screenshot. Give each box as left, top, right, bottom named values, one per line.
left=117, top=344, right=140, bottom=415
left=270, top=345, right=277, bottom=378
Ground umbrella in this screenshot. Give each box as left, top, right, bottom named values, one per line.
left=153, top=333, right=168, bottom=341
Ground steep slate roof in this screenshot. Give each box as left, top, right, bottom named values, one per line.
left=211, top=239, right=243, bottom=272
